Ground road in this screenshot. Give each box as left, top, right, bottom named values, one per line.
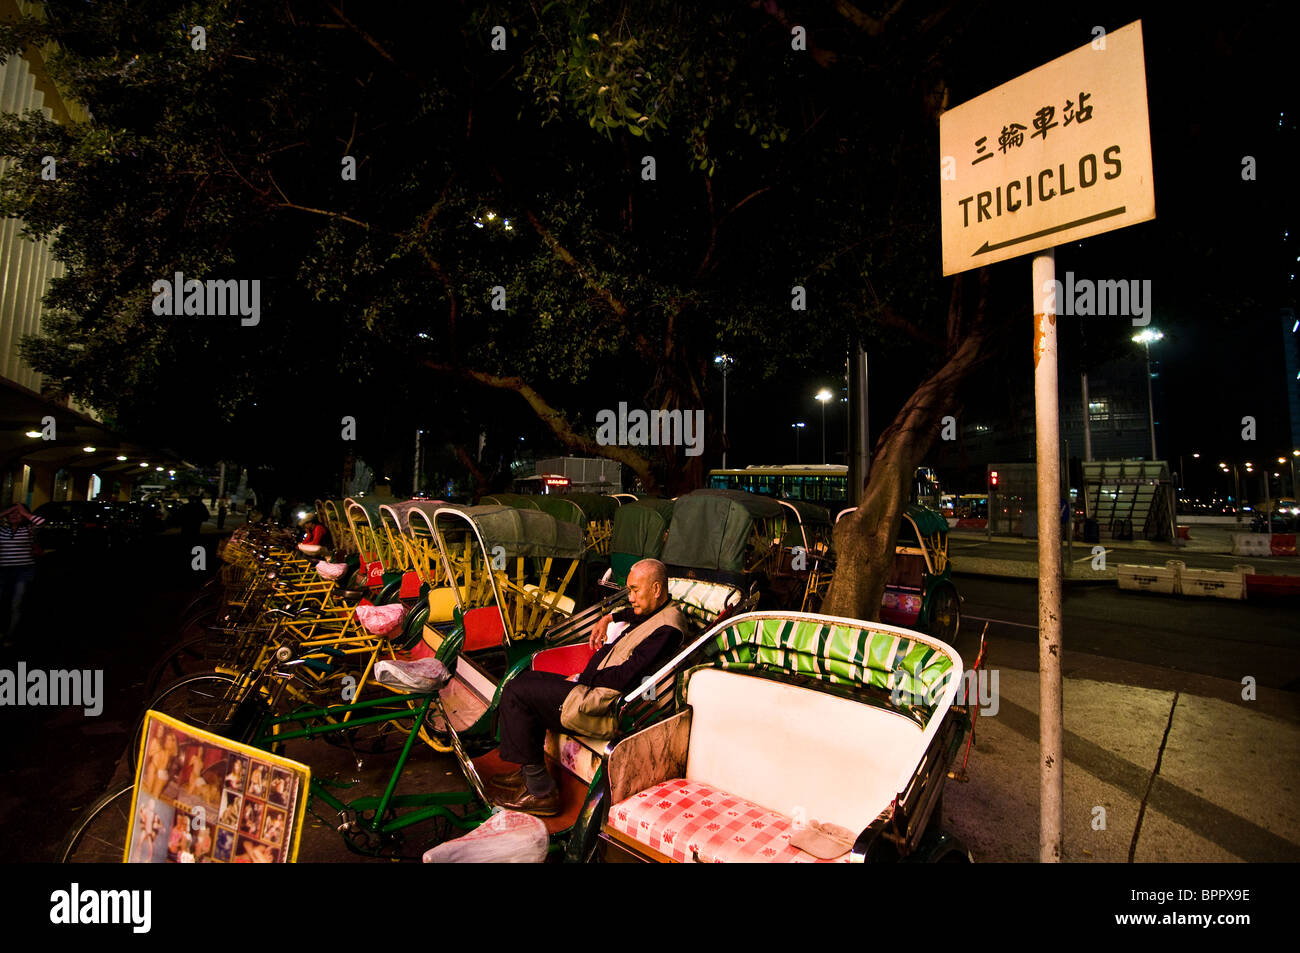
left=948, top=533, right=1300, bottom=575
left=954, top=574, right=1300, bottom=715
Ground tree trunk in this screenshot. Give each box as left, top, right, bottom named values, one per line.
left=823, top=271, right=995, bottom=620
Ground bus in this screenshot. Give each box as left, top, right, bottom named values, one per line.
left=707, top=466, right=848, bottom=506
left=707, top=465, right=942, bottom=510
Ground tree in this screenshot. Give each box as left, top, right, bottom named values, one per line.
left=0, top=1, right=1066, bottom=621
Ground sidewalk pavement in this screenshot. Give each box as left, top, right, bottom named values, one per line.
left=945, top=665, right=1300, bottom=862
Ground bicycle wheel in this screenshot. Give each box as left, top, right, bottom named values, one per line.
left=129, top=673, right=241, bottom=769
left=60, top=783, right=135, bottom=863
left=146, top=633, right=228, bottom=694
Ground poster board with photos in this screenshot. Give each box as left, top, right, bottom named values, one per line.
left=126, top=710, right=311, bottom=863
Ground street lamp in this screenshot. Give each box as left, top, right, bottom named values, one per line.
left=715, top=354, right=734, bottom=468
left=1220, top=461, right=1243, bottom=520
left=1131, top=328, right=1163, bottom=461
left=791, top=422, right=805, bottom=462
left=815, top=389, right=832, bottom=464
left=1281, top=455, right=1299, bottom=499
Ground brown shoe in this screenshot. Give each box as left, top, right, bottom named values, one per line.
left=491, top=784, right=561, bottom=817
left=486, top=768, right=525, bottom=792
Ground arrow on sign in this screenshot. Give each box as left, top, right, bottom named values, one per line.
left=972, top=207, right=1128, bottom=256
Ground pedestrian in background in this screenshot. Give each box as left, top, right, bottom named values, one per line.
left=217, top=497, right=228, bottom=530
left=1, top=502, right=45, bottom=647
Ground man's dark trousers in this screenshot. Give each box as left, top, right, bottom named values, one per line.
left=498, top=669, right=576, bottom=765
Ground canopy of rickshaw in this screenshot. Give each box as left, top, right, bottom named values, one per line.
left=901, top=504, right=948, bottom=544
left=444, top=505, right=585, bottom=558
left=479, top=493, right=542, bottom=510
left=777, top=498, right=831, bottom=525
left=344, top=497, right=385, bottom=525
left=662, top=490, right=781, bottom=572
left=611, top=500, right=673, bottom=558
left=384, top=499, right=448, bottom=532
left=531, top=495, right=585, bottom=524
left=689, top=488, right=785, bottom=518
left=558, top=492, right=619, bottom=522
left=629, top=497, right=673, bottom=522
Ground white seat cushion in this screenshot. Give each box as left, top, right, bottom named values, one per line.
left=684, top=668, right=925, bottom=833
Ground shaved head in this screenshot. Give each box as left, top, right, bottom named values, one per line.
left=627, top=558, right=669, bottom=615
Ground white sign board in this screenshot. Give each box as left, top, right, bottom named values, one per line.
left=939, top=21, right=1155, bottom=275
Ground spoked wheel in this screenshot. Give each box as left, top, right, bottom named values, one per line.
left=926, top=586, right=961, bottom=648
left=60, top=783, right=135, bottom=863
left=129, top=673, right=241, bottom=769
left=146, top=634, right=234, bottom=694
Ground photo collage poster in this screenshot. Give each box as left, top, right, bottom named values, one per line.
left=125, top=710, right=311, bottom=863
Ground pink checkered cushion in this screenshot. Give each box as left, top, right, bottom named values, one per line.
left=608, top=778, right=852, bottom=863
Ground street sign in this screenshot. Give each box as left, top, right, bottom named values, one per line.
left=940, top=21, right=1155, bottom=275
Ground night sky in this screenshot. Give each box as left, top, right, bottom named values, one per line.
left=714, top=2, right=1296, bottom=490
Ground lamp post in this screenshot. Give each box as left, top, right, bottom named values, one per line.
left=1220, top=462, right=1241, bottom=521
left=1281, top=453, right=1299, bottom=499
left=792, top=422, right=805, bottom=462
left=1131, top=328, right=1163, bottom=461
left=715, top=354, right=734, bottom=469
left=815, top=389, right=832, bottom=464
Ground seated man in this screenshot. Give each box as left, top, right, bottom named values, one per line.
left=488, top=558, right=686, bottom=816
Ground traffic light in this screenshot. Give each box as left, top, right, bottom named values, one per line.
left=990, top=470, right=999, bottom=488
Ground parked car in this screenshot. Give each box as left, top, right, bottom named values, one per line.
left=32, top=501, right=114, bottom=550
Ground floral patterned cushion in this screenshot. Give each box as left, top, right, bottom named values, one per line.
left=608, top=778, right=851, bottom=863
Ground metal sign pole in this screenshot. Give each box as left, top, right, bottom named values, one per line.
left=1081, top=372, right=1093, bottom=462
left=1034, top=247, right=1064, bottom=862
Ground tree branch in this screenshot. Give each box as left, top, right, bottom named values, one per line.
left=267, top=172, right=373, bottom=230
left=424, top=360, right=659, bottom=490
left=327, top=4, right=418, bottom=80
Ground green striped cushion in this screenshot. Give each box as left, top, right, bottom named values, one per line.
left=703, top=617, right=956, bottom=727
left=668, top=578, right=742, bottom=630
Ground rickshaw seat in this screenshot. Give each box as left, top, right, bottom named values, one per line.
left=398, top=571, right=422, bottom=600
left=605, top=667, right=932, bottom=863
left=463, top=606, right=506, bottom=651
left=426, top=586, right=469, bottom=623
left=522, top=584, right=575, bottom=617
left=531, top=643, right=596, bottom=676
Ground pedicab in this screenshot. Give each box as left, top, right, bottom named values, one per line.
left=319, top=500, right=352, bottom=553
left=378, top=501, right=417, bottom=573
left=606, top=498, right=674, bottom=587
left=342, top=497, right=395, bottom=589
left=767, top=498, right=834, bottom=612
left=595, top=610, right=974, bottom=863
left=416, top=576, right=753, bottom=862
left=546, top=493, right=620, bottom=556
left=660, top=489, right=785, bottom=599
left=407, top=505, right=600, bottom=747
left=835, top=503, right=961, bottom=644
